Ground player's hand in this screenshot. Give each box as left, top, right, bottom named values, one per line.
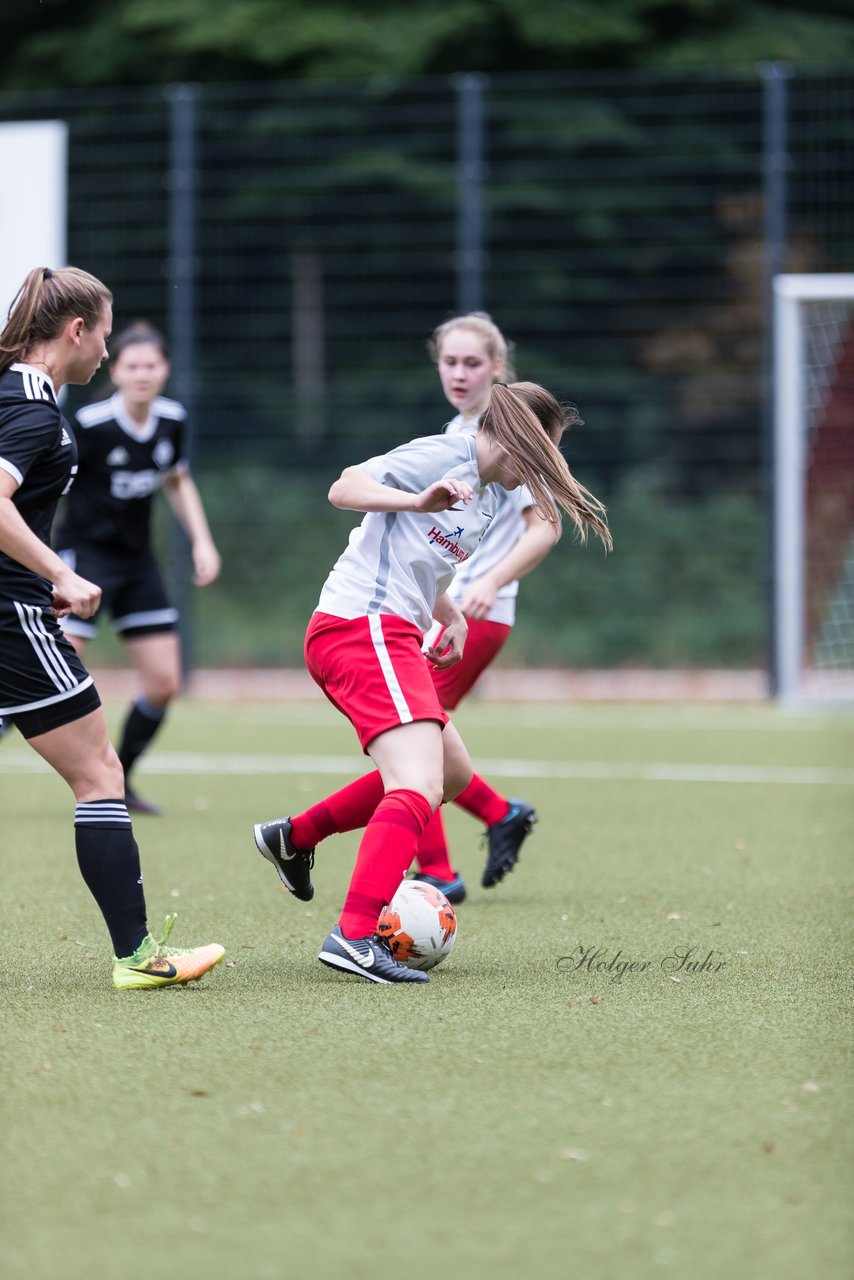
left=412, top=477, right=474, bottom=514
left=425, top=615, right=467, bottom=669
left=460, top=577, right=499, bottom=620
left=192, top=540, right=222, bottom=587
left=50, top=566, right=102, bottom=619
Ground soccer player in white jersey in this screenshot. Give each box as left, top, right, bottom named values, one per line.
left=0, top=266, right=223, bottom=990
left=412, top=313, right=570, bottom=902
left=251, top=381, right=611, bottom=984
left=56, top=323, right=221, bottom=815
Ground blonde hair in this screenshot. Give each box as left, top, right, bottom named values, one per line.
left=480, top=381, right=612, bottom=549
left=428, top=312, right=517, bottom=382
left=0, top=266, right=112, bottom=374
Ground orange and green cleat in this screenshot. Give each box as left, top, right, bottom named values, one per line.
left=112, top=914, right=225, bottom=991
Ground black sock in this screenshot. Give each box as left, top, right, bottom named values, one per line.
left=74, top=801, right=148, bottom=958
left=118, top=699, right=166, bottom=786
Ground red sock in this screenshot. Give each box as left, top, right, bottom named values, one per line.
left=339, top=788, right=433, bottom=938
left=454, top=773, right=509, bottom=828
left=414, top=806, right=455, bottom=879
left=290, top=771, right=385, bottom=848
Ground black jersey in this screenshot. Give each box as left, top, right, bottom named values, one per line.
left=56, top=391, right=187, bottom=557
left=0, top=362, right=78, bottom=605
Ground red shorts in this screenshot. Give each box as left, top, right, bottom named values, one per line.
left=430, top=618, right=511, bottom=711
left=305, top=611, right=449, bottom=751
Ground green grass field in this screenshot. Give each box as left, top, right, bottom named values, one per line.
left=2, top=699, right=852, bottom=1280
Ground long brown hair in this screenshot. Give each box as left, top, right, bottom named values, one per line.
left=0, top=266, right=112, bottom=375
left=480, top=381, right=612, bottom=549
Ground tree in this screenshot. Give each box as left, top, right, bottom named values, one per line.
left=3, top=0, right=854, bottom=91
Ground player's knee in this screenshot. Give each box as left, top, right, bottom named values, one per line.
left=146, top=674, right=180, bottom=704
left=443, top=757, right=473, bottom=804
left=70, top=750, right=126, bottom=802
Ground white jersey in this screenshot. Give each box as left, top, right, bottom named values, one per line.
left=443, top=413, right=534, bottom=627
left=316, top=433, right=501, bottom=634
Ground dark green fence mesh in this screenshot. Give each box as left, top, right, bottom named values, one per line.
left=2, top=68, right=852, bottom=667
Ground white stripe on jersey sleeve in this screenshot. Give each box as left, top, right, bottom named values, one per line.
left=76, top=394, right=120, bottom=427
left=10, top=363, right=57, bottom=402
left=22, top=370, right=51, bottom=402
left=152, top=396, right=187, bottom=421
left=0, top=456, right=24, bottom=486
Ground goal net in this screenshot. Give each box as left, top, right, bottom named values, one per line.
left=774, top=274, right=854, bottom=707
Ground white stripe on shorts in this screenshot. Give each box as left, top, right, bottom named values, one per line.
left=59, top=616, right=96, bottom=640
left=14, top=601, right=78, bottom=691
left=368, top=613, right=414, bottom=725
left=0, top=674, right=94, bottom=717
left=113, top=607, right=178, bottom=632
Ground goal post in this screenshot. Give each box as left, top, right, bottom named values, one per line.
left=773, top=274, right=854, bottom=707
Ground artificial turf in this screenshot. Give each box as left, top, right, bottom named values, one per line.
left=1, top=700, right=852, bottom=1279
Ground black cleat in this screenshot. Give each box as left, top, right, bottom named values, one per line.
left=125, top=788, right=163, bottom=816
left=482, top=798, right=537, bottom=887
left=253, top=816, right=315, bottom=901
left=413, top=871, right=467, bottom=905
left=318, top=925, right=429, bottom=984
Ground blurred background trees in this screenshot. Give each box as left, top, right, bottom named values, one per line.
left=4, top=0, right=854, bottom=89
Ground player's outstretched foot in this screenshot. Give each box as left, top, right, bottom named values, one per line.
left=253, top=816, right=315, bottom=901
left=482, top=798, right=538, bottom=888
left=413, top=871, right=467, bottom=905
left=318, top=924, right=429, bottom=984
left=112, top=915, right=224, bottom=991
left=125, top=787, right=163, bottom=816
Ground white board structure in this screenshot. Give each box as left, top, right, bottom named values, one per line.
left=0, top=120, right=68, bottom=319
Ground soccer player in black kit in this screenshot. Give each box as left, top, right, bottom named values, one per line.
left=56, top=322, right=221, bottom=815
left=0, top=265, right=223, bottom=989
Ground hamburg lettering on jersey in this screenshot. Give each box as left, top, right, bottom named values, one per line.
left=426, top=525, right=469, bottom=562
left=316, top=433, right=500, bottom=633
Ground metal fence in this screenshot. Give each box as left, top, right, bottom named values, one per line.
left=2, top=67, right=852, bottom=670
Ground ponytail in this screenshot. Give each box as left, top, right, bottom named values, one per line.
left=0, top=266, right=112, bottom=375
left=480, top=381, right=612, bottom=550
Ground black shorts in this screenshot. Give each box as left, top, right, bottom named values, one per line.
left=56, top=544, right=178, bottom=641
left=0, top=598, right=102, bottom=737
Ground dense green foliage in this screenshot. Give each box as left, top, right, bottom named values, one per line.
left=4, top=0, right=854, bottom=90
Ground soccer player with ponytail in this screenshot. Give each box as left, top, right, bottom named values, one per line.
left=0, top=266, right=223, bottom=990
left=252, top=379, right=610, bottom=984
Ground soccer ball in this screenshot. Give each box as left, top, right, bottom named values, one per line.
left=376, top=879, right=458, bottom=971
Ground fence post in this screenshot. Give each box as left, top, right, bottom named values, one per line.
left=761, top=61, right=792, bottom=698
left=166, top=82, right=199, bottom=681
left=454, top=73, right=486, bottom=315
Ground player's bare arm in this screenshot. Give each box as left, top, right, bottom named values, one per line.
left=328, top=466, right=474, bottom=514
left=0, top=478, right=101, bottom=618
left=163, top=469, right=221, bottom=586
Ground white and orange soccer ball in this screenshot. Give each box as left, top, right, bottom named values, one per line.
left=376, top=879, right=458, bottom=971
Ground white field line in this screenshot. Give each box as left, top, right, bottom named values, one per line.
left=1, top=750, right=852, bottom=786
left=238, top=704, right=845, bottom=732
